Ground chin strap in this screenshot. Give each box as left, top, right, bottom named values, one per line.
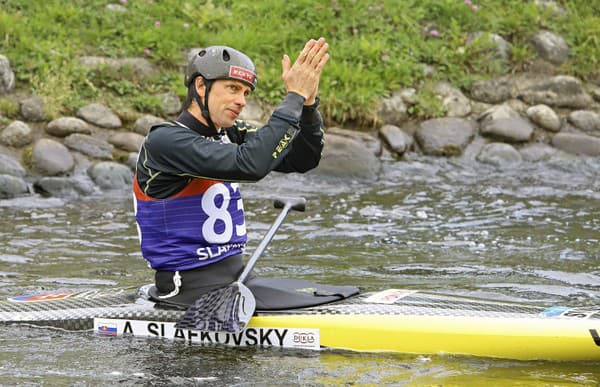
left=193, top=78, right=217, bottom=132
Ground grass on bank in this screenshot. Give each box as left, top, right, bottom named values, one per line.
left=0, top=0, right=598, bottom=127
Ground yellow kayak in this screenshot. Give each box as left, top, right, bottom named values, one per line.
left=3, top=287, right=599, bottom=361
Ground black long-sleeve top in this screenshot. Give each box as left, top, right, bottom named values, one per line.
left=135, top=92, right=324, bottom=199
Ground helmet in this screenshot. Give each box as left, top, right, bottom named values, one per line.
left=184, top=46, right=257, bottom=90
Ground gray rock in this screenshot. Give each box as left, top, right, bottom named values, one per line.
left=534, top=0, right=567, bottom=16
left=551, top=132, right=600, bottom=156
left=470, top=77, right=512, bottom=104
left=108, top=131, right=145, bottom=152
left=530, top=30, right=570, bottom=65
left=0, top=120, right=33, bottom=147
left=480, top=117, right=534, bottom=143
left=504, top=99, right=529, bottom=114
left=461, top=135, right=489, bottom=161
left=87, top=161, right=133, bottom=190
left=526, top=104, right=561, bottom=132
left=315, top=133, right=380, bottom=179
left=477, top=142, right=522, bottom=167
left=32, top=138, right=75, bottom=176
left=478, top=104, right=521, bottom=124
left=161, top=92, right=182, bottom=115
left=0, top=153, right=26, bottom=177
left=519, top=142, right=558, bottom=162
left=0, top=174, right=28, bottom=198
left=133, top=114, right=165, bottom=135
left=379, top=125, right=413, bottom=155
left=399, top=88, right=418, bottom=105
left=238, top=99, right=263, bottom=122
left=328, top=127, right=382, bottom=157
left=0, top=55, right=15, bottom=94
left=77, top=103, right=122, bottom=128
left=434, top=82, right=471, bottom=117
left=20, top=96, right=47, bottom=121
left=567, top=110, right=600, bottom=134
left=64, top=133, right=114, bottom=159
left=126, top=152, right=138, bottom=170
left=46, top=117, right=92, bottom=137
left=34, top=176, right=97, bottom=198
left=467, top=32, right=511, bottom=62
left=415, top=117, right=476, bottom=156
left=517, top=75, right=593, bottom=108
left=378, top=91, right=408, bottom=126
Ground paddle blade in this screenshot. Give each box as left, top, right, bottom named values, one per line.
left=175, top=282, right=256, bottom=333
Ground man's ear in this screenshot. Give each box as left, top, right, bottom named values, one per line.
left=195, top=77, right=205, bottom=94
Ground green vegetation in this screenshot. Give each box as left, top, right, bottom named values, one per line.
left=0, top=0, right=597, bottom=126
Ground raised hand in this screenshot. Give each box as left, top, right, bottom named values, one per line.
left=281, top=38, right=330, bottom=105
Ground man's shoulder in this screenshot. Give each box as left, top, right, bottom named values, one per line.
left=147, top=121, right=192, bottom=138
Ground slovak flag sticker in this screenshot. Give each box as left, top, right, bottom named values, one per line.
left=97, top=322, right=118, bottom=336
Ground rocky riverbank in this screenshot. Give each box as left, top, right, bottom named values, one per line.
left=1, top=40, right=599, bottom=199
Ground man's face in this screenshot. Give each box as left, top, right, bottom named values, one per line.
left=198, top=78, right=252, bottom=129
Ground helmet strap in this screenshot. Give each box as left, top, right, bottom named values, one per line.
left=193, top=78, right=217, bottom=133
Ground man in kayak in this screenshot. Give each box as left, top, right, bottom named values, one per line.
left=134, top=38, right=357, bottom=309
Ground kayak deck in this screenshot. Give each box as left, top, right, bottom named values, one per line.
left=1, top=287, right=599, bottom=361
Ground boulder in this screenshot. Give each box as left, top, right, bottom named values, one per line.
left=77, top=103, right=122, bottom=128
left=32, top=138, right=75, bottom=175
left=132, top=114, right=165, bottom=135
left=526, top=104, right=561, bottom=132
left=0, top=55, right=15, bottom=94
left=108, top=131, right=145, bottom=152
left=0, top=120, right=34, bottom=147
left=567, top=110, right=600, bottom=135
left=64, top=133, right=114, bottom=159
left=551, top=132, right=600, bottom=156
left=480, top=117, right=534, bottom=143
left=0, top=153, right=26, bottom=177
left=379, top=125, right=413, bottom=155
left=20, top=96, right=47, bottom=122
left=46, top=117, right=92, bottom=137
left=415, top=118, right=476, bottom=156
left=0, top=174, right=28, bottom=198
left=476, top=142, right=522, bottom=167
left=87, top=161, right=134, bottom=190
left=315, top=132, right=380, bottom=179
left=529, top=30, right=570, bottom=65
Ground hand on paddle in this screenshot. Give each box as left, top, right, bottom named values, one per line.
left=282, top=37, right=329, bottom=106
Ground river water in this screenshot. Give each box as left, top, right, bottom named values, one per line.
left=0, top=155, right=599, bottom=385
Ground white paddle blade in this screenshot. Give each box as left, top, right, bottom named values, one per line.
left=236, top=282, right=255, bottom=329
left=175, top=282, right=256, bottom=333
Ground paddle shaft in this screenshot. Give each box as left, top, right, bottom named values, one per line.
left=238, top=197, right=306, bottom=283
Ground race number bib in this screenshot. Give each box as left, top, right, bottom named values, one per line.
left=201, top=183, right=246, bottom=244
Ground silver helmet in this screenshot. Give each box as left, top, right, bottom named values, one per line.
left=184, top=46, right=257, bottom=90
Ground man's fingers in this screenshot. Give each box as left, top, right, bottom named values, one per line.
left=306, top=39, right=328, bottom=67
left=314, top=52, right=330, bottom=72
left=282, top=38, right=330, bottom=98
left=296, top=39, right=315, bottom=64
left=311, top=42, right=329, bottom=68
left=281, top=54, right=291, bottom=74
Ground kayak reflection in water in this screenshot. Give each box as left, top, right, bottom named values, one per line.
left=133, top=39, right=358, bottom=310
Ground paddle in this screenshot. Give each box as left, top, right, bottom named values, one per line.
left=175, top=197, right=306, bottom=333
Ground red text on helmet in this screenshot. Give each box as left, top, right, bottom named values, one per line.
left=229, top=66, right=256, bottom=85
